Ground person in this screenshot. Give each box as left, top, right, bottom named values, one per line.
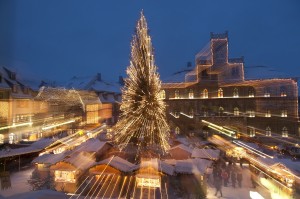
left=205, top=166, right=213, bottom=184
left=231, top=171, right=236, bottom=188
left=237, top=172, right=243, bottom=188
left=221, top=170, right=229, bottom=187
left=214, top=176, right=223, bottom=197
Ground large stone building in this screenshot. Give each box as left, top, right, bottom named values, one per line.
left=162, top=32, right=299, bottom=140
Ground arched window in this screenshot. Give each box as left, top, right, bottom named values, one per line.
left=175, top=127, right=180, bottom=135
left=234, top=107, right=239, bottom=116
left=249, top=128, right=255, bottom=137
left=280, top=86, right=287, bottom=97
left=202, top=107, right=208, bottom=117
left=248, top=110, right=255, bottom=117
left=248, top=88, right=255, bottom=97
left=281, top=110, right=287, bottom=117
left=160, top=90, right=166, bottom=99
left=202, top=89, right=208, bottom=98
left=264, top=87, right=270, bottom=97
left=233, top=88, right=239, bottom=98
left=219, top=107, right=224, bottom=116
left=282, top=127, right=288, bottom=137
left=0, top=134, right=4, bottom=144
left=218, top=88, right=223, bottom=98
left=175, top=90, right=180, bottom=99
left=265, top=110, right=271, bottom=117
left=189, top=108, right=194, bottom=117
left=9, top=133, right=17, bottom=144
left=188, top=89, right=194, bottom=99
left=266, top=126, right=271, bottom=137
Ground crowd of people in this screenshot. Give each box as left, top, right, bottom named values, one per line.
left=206, top=159, right=243, bottom=198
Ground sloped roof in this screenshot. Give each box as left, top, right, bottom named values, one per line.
left=136, top=158, right=174, bottom=176
left=169, top=144, right=193, bottom=154
left=174, top=158, right=212, bottom=175
left=32, top=152, right=68, bottom=165
left=91, top=156, right=136, bottom=173
left=191, top=148, right=220, bottom=160
left=62, top=152, right=95, bottom=171
left=73, top=138, right=108, bottom=153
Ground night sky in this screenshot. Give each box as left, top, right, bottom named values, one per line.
left=0, top=0, right=299, bottom=83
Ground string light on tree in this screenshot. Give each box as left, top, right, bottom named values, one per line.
left=113, top=11, right=170, bottom=154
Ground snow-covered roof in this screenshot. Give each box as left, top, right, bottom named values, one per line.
left=32, top=152, right=67, bottom=165
left=136, top=158, right=174, bottom=176
left=99, top=92, right=120, bottom=103
left=0, top=138, right=54, bottom=158
left=65, top=75, right=121, bottom=93
left=62, top=152, right=95, bottom=171
left=73, top=138, right=108, bottom=153
left=91, top=156, right=136, bottom=173
left=191, top=148, right=220, bottom=160
left=169, top=144, right=193, bottom=154
left=174, top=158, right=212, bottom=175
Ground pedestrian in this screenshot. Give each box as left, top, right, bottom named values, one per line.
left=205, top=166, right=213, bottom=184
left=237, top=172, right=243, bottom=188
left=221, top=169, right=229, bottom=187
left=231, top=171, right=236, bottom=188
left=214, top=176, right=223, bottom=197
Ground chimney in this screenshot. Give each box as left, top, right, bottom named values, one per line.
left=119, top=75, right=124, bottom=86
left=96, top=73, right=101, bottom=81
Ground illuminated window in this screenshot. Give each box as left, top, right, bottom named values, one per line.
left=188, top=89, right=194, bottom=99
left=266, top=126, right=271, bottom=136
left=281, top=110, right=287, bottom=117
left=219, top=107, right=224, bottom=116
left=248, top=110, right=255, bottom=117
left=189, top=109, right=194, bottom=117
left=202, top=89, right=208, bottom=98
left=175, top=90, right=180, bottom=99
left=280, top=86, right=287, bottom=97
left=264, top=87, right=270, bottom=97
left=54, top=170, right=76, bottom=183
left=175, top=127, right=180, bottom=134
left=202, top=108, right=208, bottom=117
left=282, top=127, right=288, bottom=137
left=233, top=88, right=239, bottom=98
left=0, top=134, right=4, bottom=144
left=9, top=133, right=17, bottom=144
left=248, top=88, right=255, bottom=97
left=249, top=128, right=255, bottom=137
left=265, top=110, right=271, bottom=117
left=234, top=107, right=239, bottom=116
left=218, top=88, right=223, bottom=98
left=160, top=90, right=166, bottom=99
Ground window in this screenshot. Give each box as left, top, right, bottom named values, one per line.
left=160, top=90, right=166, bottom=99
left=189, top=108, right=194, bottom=117
left=264, top=87, right=270, bottom=97
left=218, top=88, right=223, bottom=98
left=248, top=88, right=255, bottom=97
left=231, top=67, right=239, bottom=77
left=234, top=107, right=239, bottom=116
left=280, top=86, right=287, bottom=97
left=248, top=110, right=255, bottom=117
left=266, top=126, right=271, bottom=137
left=219, top=107, right=224, bottom=116
left=265, top=110, right=271, bottom=117
left=9, top=133, right=17, bottom=144
left=175, top=127, right=180, bottom=134
left=202, top=108, right=208, bottom=117
left=281, top=110, right=287, bottom=117
left=0, top=134, right=4, bottom=144
left=175, top=90, right=180, bottom=99
left=54, top=170, right=76, bottom=183
left=282, top=127, right=288, bottom=137
left=188, top=89, right=194, bottom=99
left=233, top=88, right=239, bottom=98
left=202, top=89, right=208, bottom=98
left=249, top=128, right=255, bottom=137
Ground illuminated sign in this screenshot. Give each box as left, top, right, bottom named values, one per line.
left=136, top=177, right=160, bottom=188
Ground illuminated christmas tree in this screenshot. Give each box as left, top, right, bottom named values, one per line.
left=114, top=11, right=170, bottom=155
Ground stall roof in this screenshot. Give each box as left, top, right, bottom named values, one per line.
left=191, top=148, right=220, bottom=160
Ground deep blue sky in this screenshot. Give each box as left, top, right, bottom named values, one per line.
left=0, top=0, right=300, bottom=83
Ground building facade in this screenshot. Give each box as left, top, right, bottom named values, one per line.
left=162, top=32, right=299, bottom=140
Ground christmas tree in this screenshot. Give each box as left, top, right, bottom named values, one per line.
left=113, top=11, right=170, bottom=155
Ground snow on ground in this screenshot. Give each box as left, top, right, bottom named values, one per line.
left=0, top=167, right=34, bottom=198
left=206, top=165, right=272, bottom=199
